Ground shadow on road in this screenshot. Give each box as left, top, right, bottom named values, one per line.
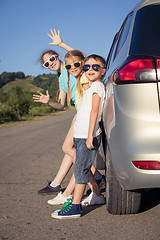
left=140, top=188, right=160, bottom=213
left=82, top=201, right=106, bottom=217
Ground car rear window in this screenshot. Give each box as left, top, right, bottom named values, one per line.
left=130, top=5, right=160, bottom=58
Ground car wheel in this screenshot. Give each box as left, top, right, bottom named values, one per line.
left=106, top=149, right=141, bottom=214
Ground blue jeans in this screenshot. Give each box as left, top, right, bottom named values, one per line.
left=73, top=134, right=101, bottom=184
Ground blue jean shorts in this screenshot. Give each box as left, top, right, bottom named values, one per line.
left=73, top=134, right=101, bottom=184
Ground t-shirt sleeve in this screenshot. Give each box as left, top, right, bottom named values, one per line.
left=91, top=82, right=105, bottom=100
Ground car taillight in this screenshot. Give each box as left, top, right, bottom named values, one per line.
left=132, top=161, right=160, bottom=170
left=115, top=58, right=156, bottom=84
left=156, top=59, right=160, bottom=80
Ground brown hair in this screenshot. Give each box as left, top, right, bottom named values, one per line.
left=65, top=50, right=85, bottom=106
left=84, top=54, right=107, bottom=79
left=40, top=50, right=59, bottom=64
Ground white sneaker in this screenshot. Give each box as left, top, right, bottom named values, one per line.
left=47, top=192, right=72, bottom=205
left=81, top=192, right=105, bottom=206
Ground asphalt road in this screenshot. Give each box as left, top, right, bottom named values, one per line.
left=0, top=109, right=160, bottom=240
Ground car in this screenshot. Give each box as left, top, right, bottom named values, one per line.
left=98, top=0, right=160, bottom=215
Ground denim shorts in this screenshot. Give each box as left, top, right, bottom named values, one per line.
left=73, top=134, right=101, bottom=184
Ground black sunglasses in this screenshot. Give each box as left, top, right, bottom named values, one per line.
left=43, top=55, right=58, bottom=68
left=82, top=64, right=103, bottom=72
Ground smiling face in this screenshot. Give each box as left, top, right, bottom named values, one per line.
left=65, top=56, right=83, bottom=79
left=84, top=58, right=106, bottom=83
left=42, top=53, right=61, bottom=71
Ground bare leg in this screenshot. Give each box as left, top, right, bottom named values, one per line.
left=63, top=174, right=75, bottom=197
left=62, top=151, right=76, bottom=197
left=72, top=184, right=86, bottom=204
left=52, top=154, right=73, bottom=185
left=51, top=115, right=76, bottom=186
left=91, top=165, right=101, bottom=177
left=88, top=171, right=101, bottom=195
left=62, top=114, right=76, bottom=158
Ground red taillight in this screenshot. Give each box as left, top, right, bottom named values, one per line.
left=156, top=59, right=160, bottom=68
left=115, top=59, right=156, bottom=84
left=156, top=59, right=160, bottom=80
left=132, top=161, right=160, bottom=170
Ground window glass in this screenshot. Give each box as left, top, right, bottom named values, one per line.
left=114, top=13, right=133, bottom=59
left=106, top=32, right=119, bottom=70
left=130, top=5, right=160, bottom=58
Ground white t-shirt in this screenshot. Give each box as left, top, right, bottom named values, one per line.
left=74, top=81, right=105, bottom=138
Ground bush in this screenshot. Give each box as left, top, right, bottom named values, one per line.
left=29, top=104, right=55, bottom=116
left=0, top=103, right=18, bottom=123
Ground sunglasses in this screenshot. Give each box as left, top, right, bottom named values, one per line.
left=43, top=55, right=58, bottom=68
left=64, top=60, right=83, bottom=70
left=82, top=64, right=103, bottom=72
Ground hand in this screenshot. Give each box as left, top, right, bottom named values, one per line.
left=47, top=29, right=62, bottom=46
left=33, top=90, right=50, bottom=104
left=86, top=136, right=94, bottom=150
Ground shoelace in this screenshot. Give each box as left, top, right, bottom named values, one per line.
left=59, top=198, right=72, bottom=214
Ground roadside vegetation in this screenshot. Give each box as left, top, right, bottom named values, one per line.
left=0, top=72, right=67, bottom=124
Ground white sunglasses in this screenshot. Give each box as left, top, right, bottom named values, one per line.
left=43, top=55, right=58, bottom=68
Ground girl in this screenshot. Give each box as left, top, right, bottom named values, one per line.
left=33, top=49, right=77, bottom=194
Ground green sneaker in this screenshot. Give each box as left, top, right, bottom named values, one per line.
left=51, top=198, right=82, bottom=219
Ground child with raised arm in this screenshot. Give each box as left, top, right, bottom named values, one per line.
left=52, top=54, right=106, bottom=219
left=34, top=29, right=105, bottom=205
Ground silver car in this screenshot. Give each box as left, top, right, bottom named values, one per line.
left=99, top=0, right=160, bottom=214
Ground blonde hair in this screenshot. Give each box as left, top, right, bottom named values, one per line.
left=65, top=50, right=85, bottom=106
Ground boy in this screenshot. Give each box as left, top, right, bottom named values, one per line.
left=52, top=54, right=106, bottom=219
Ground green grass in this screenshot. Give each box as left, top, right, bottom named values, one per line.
left=1, top=78, right=43, bottom=93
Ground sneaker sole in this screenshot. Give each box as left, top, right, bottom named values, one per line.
left=47, top=196, right=73, bottom=205
left=51, top=213, right=81, bottom=219
left=37, top=190, right=62, bottom=196
left=47, top=200, right=65, bottom=205
left=81, top=199, right=106, bottom=206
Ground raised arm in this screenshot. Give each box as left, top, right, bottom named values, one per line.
left=47, top=29, right=75, bottom=52
left=33, top=90, right=66, bottom=111
left=86, top=93, right=101, bottom=149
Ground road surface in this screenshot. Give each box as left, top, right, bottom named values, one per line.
left=0, top=109, right=160, bottom=240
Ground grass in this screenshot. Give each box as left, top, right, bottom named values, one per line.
left=0, top=106, right=74, bottom=128
left=1, top=78, right=42, bottom=93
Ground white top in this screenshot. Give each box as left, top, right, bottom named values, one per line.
left=74, top=81, right=105, bottom=138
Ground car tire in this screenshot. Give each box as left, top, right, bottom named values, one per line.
left=106, top=149, right=141, bottom=214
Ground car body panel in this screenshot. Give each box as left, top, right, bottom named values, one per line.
left=102, top=0, right=160, bottom=190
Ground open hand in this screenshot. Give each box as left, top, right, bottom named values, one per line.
left=47, top=29, right=62, bottom=46
left=33, top=90, right=50, bottom=104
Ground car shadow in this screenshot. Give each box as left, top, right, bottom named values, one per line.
left=140, top=188, right=160, bottom=213
left=82, top=201, right=106, bottom=216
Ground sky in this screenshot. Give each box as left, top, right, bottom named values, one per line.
left=0, top=0, right=141, bottom=77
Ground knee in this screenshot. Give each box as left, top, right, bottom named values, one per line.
left=62, top=142, right=74, bottom=157
left=72, top=153, right=76, bottom=163
left=62, top=143, right=66, bottom=154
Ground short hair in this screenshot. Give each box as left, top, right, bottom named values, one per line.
left=84, top=54, right=107, bottom=69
